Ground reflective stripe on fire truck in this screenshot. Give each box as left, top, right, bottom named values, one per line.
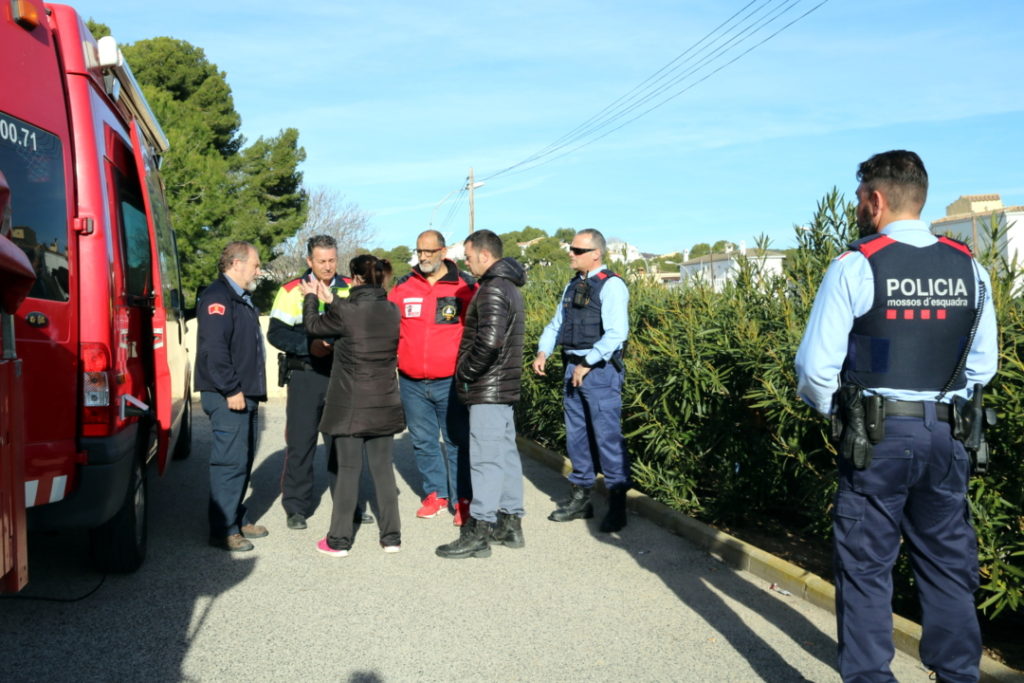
left=23, top=475, right=68, bottom=507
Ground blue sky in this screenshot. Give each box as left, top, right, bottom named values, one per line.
left=68, top=0, right=1024, bottom=255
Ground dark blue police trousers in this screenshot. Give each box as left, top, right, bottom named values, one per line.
left=833, top=404, right=980, bottom=683
left=562, top=360, right=630, bottom=489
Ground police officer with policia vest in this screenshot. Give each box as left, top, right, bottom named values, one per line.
left=268, top=235, right=369, bottom=530
left=532, top=228, right=631, bottom=533
left=796, top=150, right=997, bottom=683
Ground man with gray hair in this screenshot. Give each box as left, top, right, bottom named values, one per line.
left=532, top=228, right=631, bottom=533
left=388, top=229, right=476, bottom=525
left=196, top=241, right=268, bottom=551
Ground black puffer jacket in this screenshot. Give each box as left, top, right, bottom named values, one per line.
left=456, top=257, right=527, bottom=405
left=303, top=285, right=405, bottom=437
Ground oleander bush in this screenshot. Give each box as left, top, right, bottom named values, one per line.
left=516, top=190, right=1023, bottom=619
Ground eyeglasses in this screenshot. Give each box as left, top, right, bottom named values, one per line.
left=569, top=247, right=596, bottom=256
left=415, top=248, right=444, bottom=256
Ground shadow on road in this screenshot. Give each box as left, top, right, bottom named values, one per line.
left=0, top=399, right=255, bottom=681
left=520, top=450, right=839, bottom=682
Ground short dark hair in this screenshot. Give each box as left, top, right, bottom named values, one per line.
left=417, top=229, right=446, bottom=248
left=349, top=253, right=392, bottom=287
left=218, top=241, right=255, bottom=273
left=307, top=234, right=337, bottom=258
left=465, top=229, right=502, bottom=259
left=857, top=150, right=928, bottom=214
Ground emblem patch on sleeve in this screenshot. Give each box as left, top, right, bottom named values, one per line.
left=207, top=303, right=226, bottom=316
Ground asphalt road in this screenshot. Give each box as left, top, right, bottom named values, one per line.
left=0, top=398, right=937, bottom=682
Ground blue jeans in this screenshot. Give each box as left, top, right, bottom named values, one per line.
left=202, top=391, right=259, bottom=537
left=399, top=374, right=470, bottom=501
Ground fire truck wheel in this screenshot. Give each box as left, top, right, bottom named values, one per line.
left=172, top=397, right=193, bottom=461
left=91, top=455, right=148, bottom=573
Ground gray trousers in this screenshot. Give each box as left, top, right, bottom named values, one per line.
left=467, top=403, right=524, bottom=523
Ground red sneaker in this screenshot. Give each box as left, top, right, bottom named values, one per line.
left=453, top=498, right=471, bottom=526
left=416, top=492, right=449, bottom=518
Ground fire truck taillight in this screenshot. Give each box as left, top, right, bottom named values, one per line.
left=81, top=343, right=112, bottom=434
left=10, top=0, right=40, bottom=29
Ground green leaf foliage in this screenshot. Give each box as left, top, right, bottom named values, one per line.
left=517, top=191, right=1023, bottom=619
left=119, top=37, right=306, bottom=303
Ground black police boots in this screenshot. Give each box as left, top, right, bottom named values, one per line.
left=435, top=517, right=493, bottom=559
left=492, top=511, right=525, bottom=548
left=600, top=487, right=628, bottom=533
left=548, top=484, right=594, bottom=522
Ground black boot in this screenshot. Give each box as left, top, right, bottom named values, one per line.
left=435, top=517, right=492, bottom=559
left=600, top=488, right=628, bottom=533
left=548, top=484, right=593, bottom=522
left=492, top=511, right=525, bottom=548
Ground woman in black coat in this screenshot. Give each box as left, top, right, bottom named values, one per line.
left=302, top=254, right=405, bottom=556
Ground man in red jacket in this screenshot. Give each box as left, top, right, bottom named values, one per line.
left=388, top=230, right=477, bottom=524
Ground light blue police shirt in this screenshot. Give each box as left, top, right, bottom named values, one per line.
left=538, top=266, right=629, bottom=366
left=795, top=219, right=998, bottom=416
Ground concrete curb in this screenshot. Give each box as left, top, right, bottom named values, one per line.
left=516, top=436, right=1022, bottom=683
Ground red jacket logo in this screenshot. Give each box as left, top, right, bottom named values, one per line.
left=207, top=303, right=226, bottom=316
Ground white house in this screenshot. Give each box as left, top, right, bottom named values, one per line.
left=677, top=241, right=786, bottom=292
left=606, top=238, right=645, bottom=264
left=930, top=194, right=1024, bottom=263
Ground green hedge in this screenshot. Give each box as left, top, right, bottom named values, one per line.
left=516, top=190, right=1024, bottom=618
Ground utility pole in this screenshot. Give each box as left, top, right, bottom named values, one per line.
left=468, top=168, right=476, bottom=234
left=466, top=168, right=485, bottom=234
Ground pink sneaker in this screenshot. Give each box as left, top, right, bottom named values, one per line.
left=416, top=492, right=449, bottom=518
left=316, top=537, right=349, bottom=557
left=453, top=498, right=471, bottom=527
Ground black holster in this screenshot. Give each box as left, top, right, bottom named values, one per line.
left=277, top=352, right=290, bottom=387
left=832, top=385, right=880, bottom=470
left=951, top=383, right=996, bottom=474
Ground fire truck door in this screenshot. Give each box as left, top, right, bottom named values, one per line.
left=1, top=174, right=35, bottom=592
left=127, top=123, right=171, bottom=473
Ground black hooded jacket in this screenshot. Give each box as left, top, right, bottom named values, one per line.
left=456, top=257, right=527, bottom=405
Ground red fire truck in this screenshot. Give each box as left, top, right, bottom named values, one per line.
left=1, top=0, right=192, bottom=585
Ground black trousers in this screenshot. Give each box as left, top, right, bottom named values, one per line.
left=327, top=435, right=400, bottom=550
left=280, top=369, right=330, bottom=516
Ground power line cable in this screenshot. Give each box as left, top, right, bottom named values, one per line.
left=438, top=188, right=467, bottom=232
left=482, top=0, right=829, bottom=181
left=430, top=182, right=467, bottom=228
left=497, top=1, right=819, bottom=179
left=507, top=0, right=776, bottom=171
left=485, top=0, right=799, bottom=179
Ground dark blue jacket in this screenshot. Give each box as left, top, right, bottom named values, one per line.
left=557, top=269, right=621, bottom=351
left=195, top=274, right=267, bottom=399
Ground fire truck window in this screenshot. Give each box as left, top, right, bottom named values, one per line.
left=0, top=111, right=70, bottom=302
left=137, top=142, right=183, bottom=317
left=114, top=169, right=152, bottom=299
